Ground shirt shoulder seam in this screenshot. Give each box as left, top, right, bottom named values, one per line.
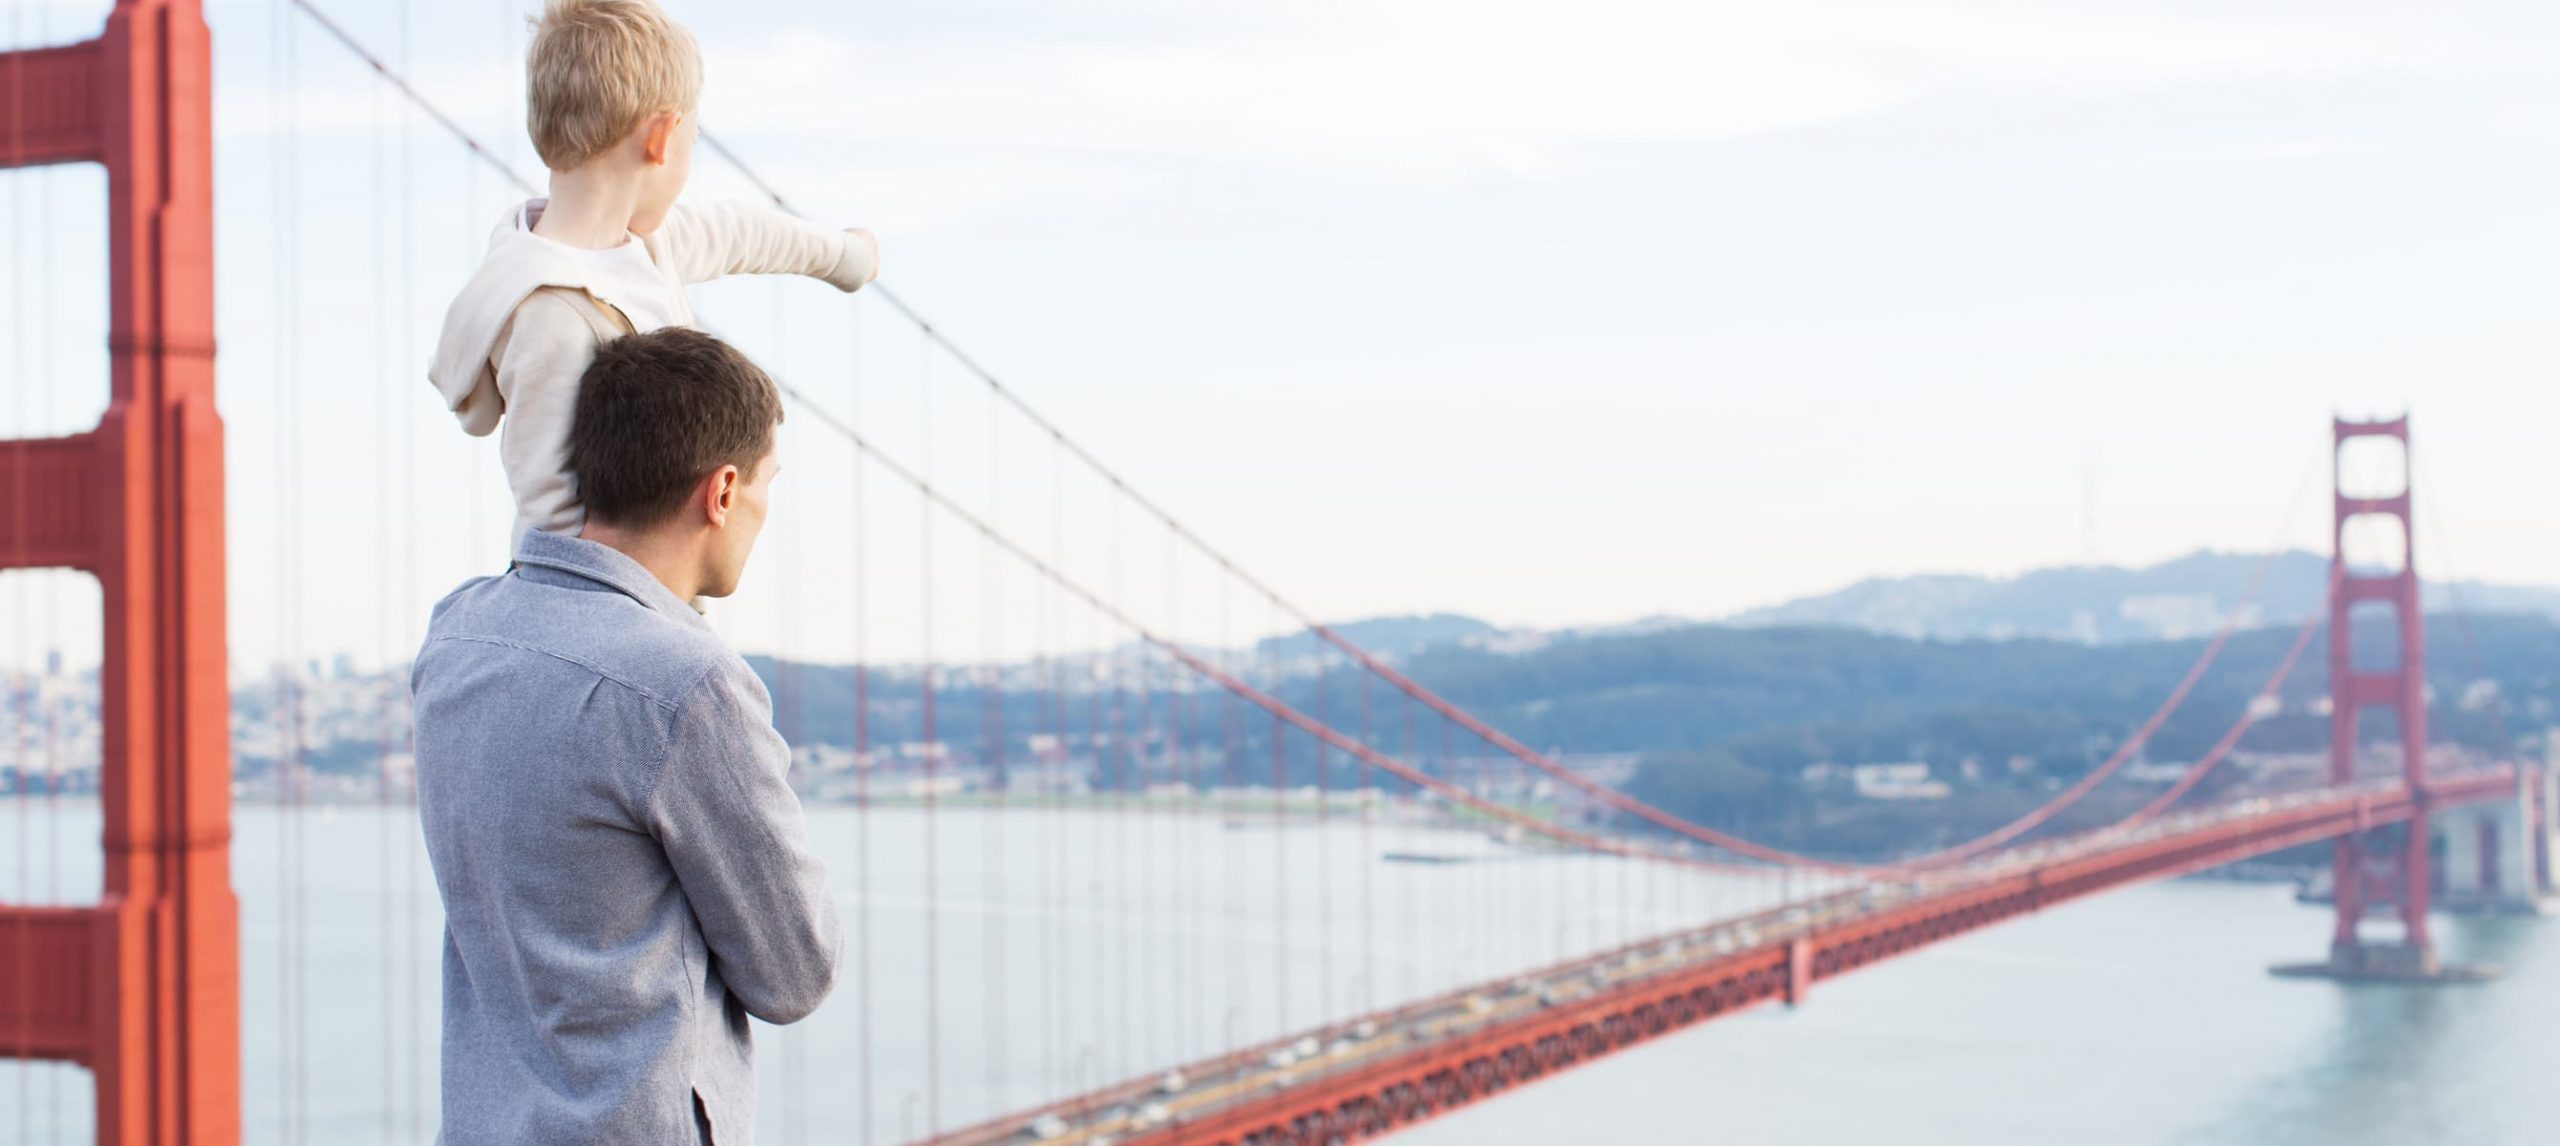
left=423, top=632, right=688, bottom=714
left=637, top=659, right=740, bottom=822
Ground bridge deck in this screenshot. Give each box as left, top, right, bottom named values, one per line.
left=925, top=769, right=2517, bottom=1146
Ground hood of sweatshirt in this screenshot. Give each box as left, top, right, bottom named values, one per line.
left=427, top=199, right=634, bottom=437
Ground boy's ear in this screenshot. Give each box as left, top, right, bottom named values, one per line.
left=641, top=112, right=683, bottom=166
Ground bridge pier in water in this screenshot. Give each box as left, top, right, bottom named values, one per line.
left=2434, top=762, right=2556, bottom=916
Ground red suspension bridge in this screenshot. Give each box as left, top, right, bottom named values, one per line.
left=2, top=3, right=2550, bottom=1144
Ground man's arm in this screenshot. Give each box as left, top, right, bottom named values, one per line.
left=647, top=660, right=843, bottom=1024
left=656, top=199, right=879, bottom=291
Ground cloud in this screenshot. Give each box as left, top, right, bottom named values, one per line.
left=691, top=0, right=2508, bottom=185
left=210, top=0, right=2544, bottom=228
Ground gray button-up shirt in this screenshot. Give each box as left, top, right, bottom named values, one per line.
left=413, top=530, right=841, bottom=1145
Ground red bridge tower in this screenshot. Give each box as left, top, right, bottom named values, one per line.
left=2279, top=416, right=2486, bottom=982
left=0, top=0, right=241, bottom=1141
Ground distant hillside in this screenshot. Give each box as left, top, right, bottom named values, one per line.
left=1253, top=612, right=1499, bottom=660
left=749, top=611, right=2555, bottom=777
left=739, top=610, right=2560, bottom=858
left=1724, top=550, right=2560, bottom=643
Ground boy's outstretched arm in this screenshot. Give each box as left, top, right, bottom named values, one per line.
left=656, top=199, right=879, bottom=292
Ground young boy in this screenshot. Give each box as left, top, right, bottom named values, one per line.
left=429, top=0, right=877, bottom=548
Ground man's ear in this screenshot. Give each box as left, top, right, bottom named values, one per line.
left=704, top=464, right=742, bottom=526
left=641, top=112, right=683, bottom=166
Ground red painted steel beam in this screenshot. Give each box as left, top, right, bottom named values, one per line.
left=0, top=433, right=105, bottom=571
left=1072, top=773, right=2517, bottom=1146
left=0, top=908, right=102, bottom=1061
left=0, top=40, right=107, bottom=168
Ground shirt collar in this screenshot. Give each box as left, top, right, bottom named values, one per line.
left=511, top=529, right=711, bottom=630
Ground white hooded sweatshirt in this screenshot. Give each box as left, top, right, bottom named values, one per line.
left=428, top=198, right=878, bottom=547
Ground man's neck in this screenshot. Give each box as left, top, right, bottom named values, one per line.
left=579, top=523, right=704, bottom=602
left=532, top=167, right=646, bottom=250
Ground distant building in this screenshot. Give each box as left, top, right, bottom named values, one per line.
left=2124, top=759, right=2189, bottom=784
left=790, top=744, right=864, bottom=775
left=899, top=774, right=966, bottom=798
left=1005, top=768, right=1090, bottom=797
left=1850, top=762, right=1949, bottom=800
left=2458, top=680, right=2502, bottom=713
left=2118, top=593, right=2259, bottom=641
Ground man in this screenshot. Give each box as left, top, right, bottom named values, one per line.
left=413, top=327, right=839, bottom=1145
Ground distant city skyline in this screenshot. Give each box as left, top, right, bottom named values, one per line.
left=7, top=0, right=2560, bottom=673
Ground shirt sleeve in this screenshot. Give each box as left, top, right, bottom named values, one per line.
left=656, top=199, right=877, bottom=291
left=646, top=660, right=844, bottom=1024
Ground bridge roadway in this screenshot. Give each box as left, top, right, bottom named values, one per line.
left=924, top=766, right=2522, bottom=1146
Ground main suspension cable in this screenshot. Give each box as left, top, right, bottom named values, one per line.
left=283, top=0, right=2316, bottom=881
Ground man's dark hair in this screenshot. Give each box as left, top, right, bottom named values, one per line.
left=568, top=327, right=784, bottom=527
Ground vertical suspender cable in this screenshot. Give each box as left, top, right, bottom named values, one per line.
left=41, top=34, right=65, bottom=1127
left=1162, top=541, right=1182, bottom=1061
left=394, top=0, right=426, bottom=1131
left=1583, top=746, right=1600, bottom=949
left=918, top=330, right=942, bottom=1137
left=1086, top=603, right=1105, bottom=1089
left=774, top=284, right=807, bottom=1146
left=1221, top=577, right=1242, bottom=1067
left=1616, top=765, right=1630, bottom=948
left=848, top=294, right=877, bottom=1146
left=1109, top=502, right=1132, bottom=1078
left=1359, top=671, right=1374, bottom=1016
left=1046, top=437, right=1067, bottom=1100
left=1446, top=717, right=1466, bottom=977
left=1314, top=656, right=1330, bottom=1024
left=369, top=55, right=396, bottom=1141
left=267, top=4, right=287, bottom=1136
left=270, top=3, right=310, bottom=1137
left=9, top=4, right=32, bottom=1122
left=1269, top=602, right=1288, bottom=1036
left=36, top=13, right=73, bottom=1133
left=1401, top=696, right=1417, bottom=1003
left=43, top=566, right=60, bottom=1142
left=1169, top=530, right=1198, bottom=1063
left=1553, top=757, right=1568, bottom=964
left=2411, top=462, right=2518, bottom=756
left=1133, top=645, right=1157, bottom=1061
left=983, top=367, right=1007, bottom=1114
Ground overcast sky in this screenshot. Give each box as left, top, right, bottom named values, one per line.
left=6, top=0, right=2560, bottom=671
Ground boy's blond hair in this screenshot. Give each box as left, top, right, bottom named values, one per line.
left=526, top=0, right=702, bottom=171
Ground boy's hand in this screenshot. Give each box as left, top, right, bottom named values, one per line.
left=831, top=228, right=880, bottom=291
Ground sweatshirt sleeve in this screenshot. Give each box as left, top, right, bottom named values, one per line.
left=442, top=367, right=504, bottom=438
left=656, top=199, right=878, bottom=292
left=490, top=292, right=604, bottom=538
left=646, top=660, right=844, bottom=1025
